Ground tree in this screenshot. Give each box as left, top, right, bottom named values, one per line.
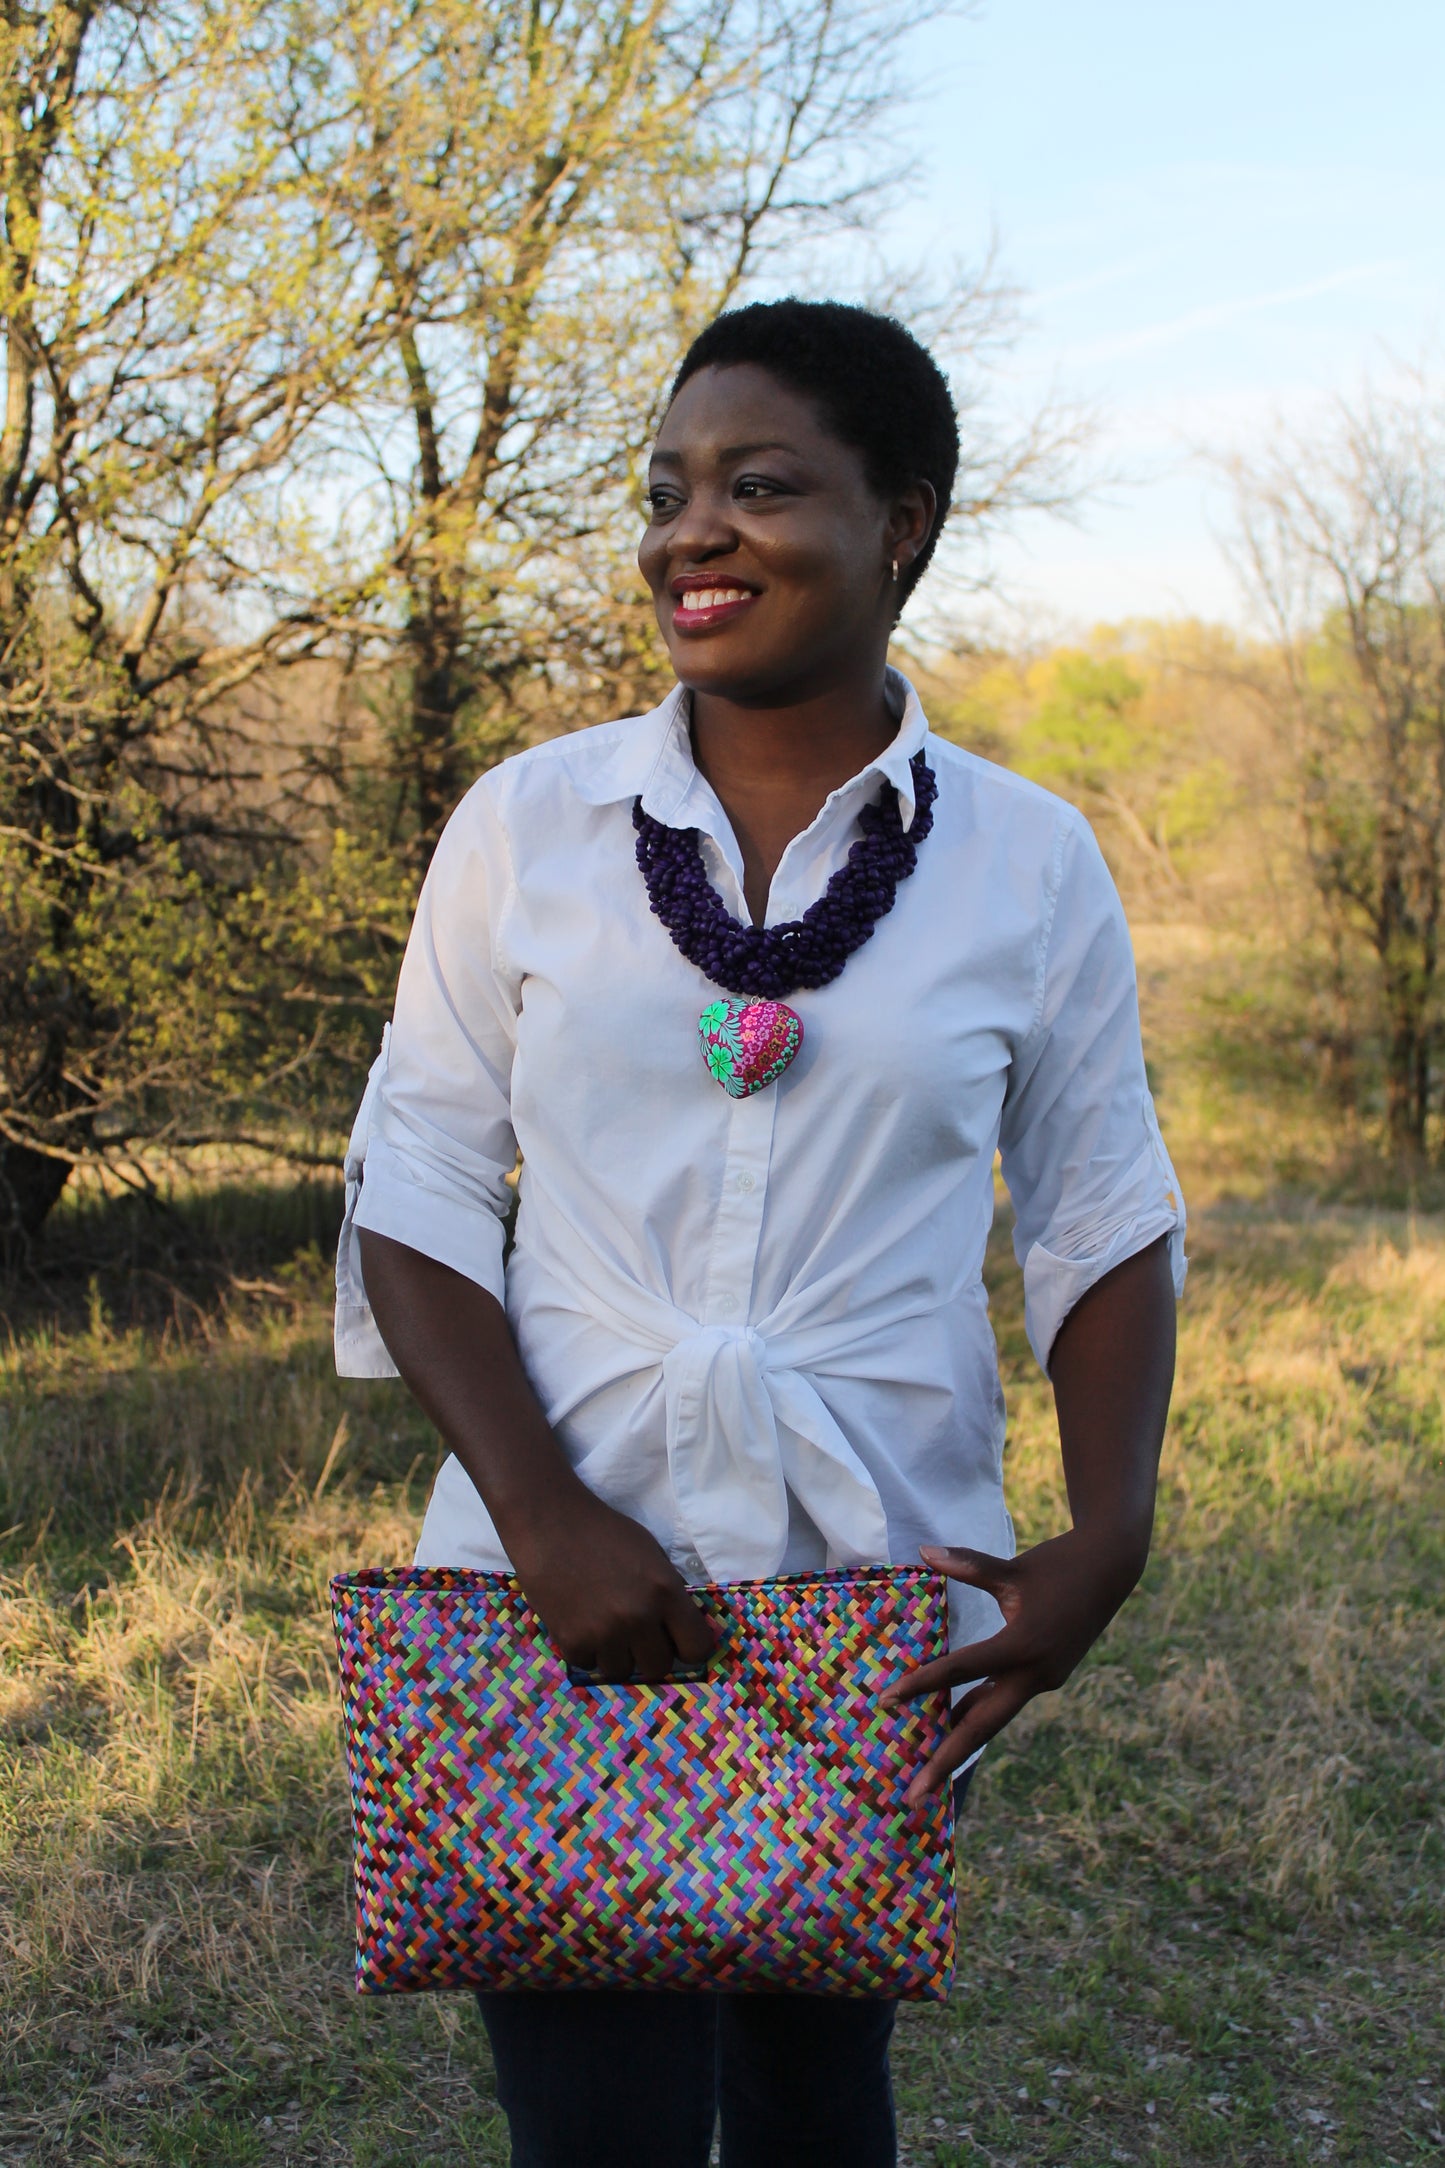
left=0, top=0, right=392, bottom=1246
left=916, top=624, right=1238, bottom=898
left=1230, top=375, right=1445, bottom=1154
left=2, top=0, right=1086, bottom=1243
left=271, top=0, right=963, bottom=864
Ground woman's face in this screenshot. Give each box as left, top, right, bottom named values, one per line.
left=638, top=363, right=932, bottom=703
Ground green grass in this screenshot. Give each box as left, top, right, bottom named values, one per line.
left=2, top=1168, right=1443, bottom=2165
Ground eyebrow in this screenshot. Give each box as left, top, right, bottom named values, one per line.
left=649, top=441, right=799, bottom=466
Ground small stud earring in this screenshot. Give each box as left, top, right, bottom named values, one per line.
left=890, top=558, right=899, bottom=583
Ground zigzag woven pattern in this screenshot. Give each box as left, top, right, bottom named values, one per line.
left=331, top=1564, right=955, bottom=1999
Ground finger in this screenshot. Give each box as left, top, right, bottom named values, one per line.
left=882, top=1624, right=1027, bottom=1705
left=662, top=1588, right=717, bottom=1666
left=919, top=1543, right=1014, bottom=1593
left=946, top=1675, right=995, bottom=1722
left=590, top=1628, right=637, bottom=1683
left=628, top=1621, right=678, bottom=1684
left=905, top=1676, right=1030, bottom=1806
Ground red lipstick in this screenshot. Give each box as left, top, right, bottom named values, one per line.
left=668, top=572, right=760, bottom=637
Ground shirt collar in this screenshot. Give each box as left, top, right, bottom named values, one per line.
left=577, top=667, right=931, bottom=832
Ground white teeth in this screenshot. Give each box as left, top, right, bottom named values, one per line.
left=678, top=588, right=749, bottom=611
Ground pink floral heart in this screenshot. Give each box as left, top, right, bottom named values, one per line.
left=697, top=998, right=804, bottom=1097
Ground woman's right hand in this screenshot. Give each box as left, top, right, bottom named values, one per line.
left=355, top=1232, right=715, bottom=1684
left=505, top=1483, right=717, bottom=1684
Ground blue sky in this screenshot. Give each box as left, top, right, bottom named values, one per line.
left=877, top=0, right=1445, bottom=628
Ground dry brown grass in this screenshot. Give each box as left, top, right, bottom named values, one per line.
left=0, top=1083, right=1442, bottom=2164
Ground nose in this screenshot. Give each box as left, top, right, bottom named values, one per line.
left=664, top=480, right=739, bottom=566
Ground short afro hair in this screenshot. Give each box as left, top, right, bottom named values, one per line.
left=670, top=298, right=958, bottom=604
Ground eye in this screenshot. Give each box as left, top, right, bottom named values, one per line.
left=644, top=484, right=682, bottom=518
left=735, top=475, right=785, bottom=501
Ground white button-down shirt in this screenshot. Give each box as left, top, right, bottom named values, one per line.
left=336, top=672, right=1186, bottom=1658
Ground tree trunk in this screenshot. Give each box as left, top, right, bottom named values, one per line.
left=1383, top=1000, right=1428, bottom=1153
left=1375, top=828, right=1430, bottom=1152
left=0, top=1140, right=73, bottom=1259
left=404, top=588, right=465, bottom=867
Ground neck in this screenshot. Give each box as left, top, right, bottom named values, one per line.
left=684, top=651, right=902, bottom=926
left=689, top=664, right=897, bottom=807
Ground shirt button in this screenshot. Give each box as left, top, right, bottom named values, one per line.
left=682, top=1553, right=706, bottom=1579
left=715, top=1292, right=738, bottom=1315
left=735, top=1171, right=756, bottom=1193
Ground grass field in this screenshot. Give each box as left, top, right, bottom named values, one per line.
left=2, top=1068, right=1443, bottom=2164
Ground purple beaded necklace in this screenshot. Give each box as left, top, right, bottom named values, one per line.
left=633, top=751, right=937, bottom=1098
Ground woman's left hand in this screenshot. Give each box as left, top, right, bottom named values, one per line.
left=882, top=1526, right=1149, bottom=1805
left=887, top=1236, right=1179, bottom=1804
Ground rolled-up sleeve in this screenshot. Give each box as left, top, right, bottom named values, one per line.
left=999, top=813, right=1187, bottom=1372
left=334, top=781, right=522, bottom=1378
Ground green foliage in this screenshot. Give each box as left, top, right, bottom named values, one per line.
left=1016, top=652, right=1153, bottom=790
left=0, top=734, right=411, bottom=1187
left=917, top=603, right=1445, bottom=1171
left=0, top=0, right=402, bottom=1234
left=920, top=622, right=1247, bottom=899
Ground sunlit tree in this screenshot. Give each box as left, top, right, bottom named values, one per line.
left=2, top=0, right=1084, bottom=1242
left=271, top=0, right=965, bottom=860
left=1230, top=374, right=1445, bottom=1153
left=0, top=0, right=394, bottom=1244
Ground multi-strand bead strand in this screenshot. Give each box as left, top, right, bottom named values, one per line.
left=633, top=753, right=937, bottom=1000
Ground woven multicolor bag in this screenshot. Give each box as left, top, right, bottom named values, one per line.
left=331, top=1563, right=955, bottom=1999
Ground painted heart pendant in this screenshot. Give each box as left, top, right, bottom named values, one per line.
left=697, top=998, right=803, bottom=1097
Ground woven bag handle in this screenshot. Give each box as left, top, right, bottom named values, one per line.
left=564, top=1654, right=713, bottom=1689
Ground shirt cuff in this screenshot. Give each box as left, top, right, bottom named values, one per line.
left=350, top=1164, right=508, bottom=1301
left=1022, top=1206, right=1187, bottom=1373
left=334, top=1291, right=400, bottom=1380
left=333, top=1159, right=509, bottom=1381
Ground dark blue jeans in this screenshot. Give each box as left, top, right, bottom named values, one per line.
left=476, top=1987, right=898, bottom=2168
left=476, top=1772, right=970, bottom=2166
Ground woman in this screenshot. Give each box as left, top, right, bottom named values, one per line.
left=336, top=299, right=1184, bottom=2168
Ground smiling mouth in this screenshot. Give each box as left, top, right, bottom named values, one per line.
left=671, top=585, right=758, bottom=628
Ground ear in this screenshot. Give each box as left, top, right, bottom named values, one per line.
left=886, top=481, right=936, bottom=580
